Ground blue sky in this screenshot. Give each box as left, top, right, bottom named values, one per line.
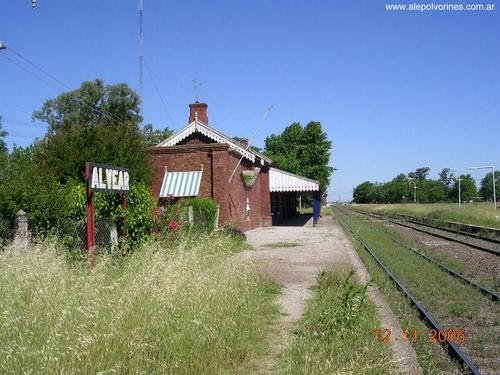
left=1, top=1, right=499, bottom=200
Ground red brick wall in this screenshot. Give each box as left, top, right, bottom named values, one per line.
left=147, top=140, right=271, bottom=232
left=225, top=153, right=271, bottom=232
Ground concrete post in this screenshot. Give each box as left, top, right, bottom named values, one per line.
left=215, top=205, right=220, bottom=229
left=109, top=222, right=118, bottom=249
left=14, top=209, right=29, bottom=247
left=188, top=206, right=194, bottom=226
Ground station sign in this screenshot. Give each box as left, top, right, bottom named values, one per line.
left=88, top=163, right=130, bottom=193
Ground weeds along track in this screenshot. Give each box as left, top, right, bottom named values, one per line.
left=350, top=208, right=500, bottom=257
left=333, top=206, right=500, bottom=374
left=349, top=207, right=500, bottom=294
left=344, top=207, right=499, bottom=301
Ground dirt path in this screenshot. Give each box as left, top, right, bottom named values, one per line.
left=239, top=215, right=421, bottom=374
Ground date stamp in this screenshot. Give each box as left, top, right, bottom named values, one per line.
left=375, top=327, right=466, bottom=344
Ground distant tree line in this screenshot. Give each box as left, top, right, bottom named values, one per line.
left=353, top=167, right=499, bottom=204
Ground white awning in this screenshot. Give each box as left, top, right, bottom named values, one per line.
left=269, top=168, right=319, bottom=192
left=160, top=170, right=202, bottom=197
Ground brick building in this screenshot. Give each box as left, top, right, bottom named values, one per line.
left=148, top=102, right=320, bottom=232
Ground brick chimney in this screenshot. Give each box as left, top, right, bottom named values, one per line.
left=189, top=102, right=208, bottom=124
left=239, top=138, right=249, bottom=149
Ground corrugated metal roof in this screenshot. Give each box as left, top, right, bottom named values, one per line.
left=159, top=171, right=202, bottom=197
left=269, top=167, right=319, bottom=192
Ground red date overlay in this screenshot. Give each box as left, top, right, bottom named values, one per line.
left=374, top=327, right=466, bottom=344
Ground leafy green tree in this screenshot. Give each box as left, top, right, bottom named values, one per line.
left=0, top=116, right=7, bottom=155
left=353, top=181, right=383, bottom=203
left=382, top=174, right=411, bottom=203
left=0, top=146, right=70, bottom=238
left=264, top=121, right=334, bottom=191
left=408, top=167, right=430, bottom=180
left=33, top=79, right=152, bottom=183
left=438, top=168, right=454, bottom=198
left=479, top=171, right=500, bottom=202
left=419, top=179, right=446, bottom=203
left=142, top=124, right=173, bottom=147
left=450, top=174, right=477, bottom=202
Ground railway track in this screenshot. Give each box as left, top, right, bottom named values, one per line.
left=333, top=206, right=482, bottom=374
left=348, top=207, right=500, bottom=257
left=338, top=206, right=499, bottom=302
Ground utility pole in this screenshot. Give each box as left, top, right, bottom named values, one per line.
left=450, top=168, right=462, bottom=208
left=457, top=177, right=462, bottom=208
left=468, top=166, right=496, bottom=209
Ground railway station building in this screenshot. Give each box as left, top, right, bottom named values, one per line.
left=148, top=102, right=321, bottom=232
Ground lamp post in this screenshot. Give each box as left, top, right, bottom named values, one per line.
left=468, top=166, right=496, bottom=209
left=450, top=169, right=462, bottom=208
left=409, top=181, right=417, bottom=203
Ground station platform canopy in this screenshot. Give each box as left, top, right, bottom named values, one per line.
left=269, top=167, right=319, bottom=193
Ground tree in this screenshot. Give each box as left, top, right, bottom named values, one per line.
left=419, top=179, right=446, bottom=203
left=0, top=146, right=70, bottom=238
left=353, top=181, right=381, bottom=203
left=382, top=174, right=411, bottom=203
left=142, top=124, right=173, bottom=147
left=438, top=168, right=454, bottom=197
left=408, top=167, right=430, bottom=180
left=0, top=116, right=7, bottom=155
left=33, top=79, right=152, bottom=183
left=264, top=121, right=334, bottom=191
left=479, top=171, right=500, bottom=202
left=450, top=174, right=477, bottom=203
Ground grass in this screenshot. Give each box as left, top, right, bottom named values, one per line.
left=333, top=208, right=500, bottom=373
left=358, top=203, right=500, bottom=229
left=348, top=213, right=500, bottom=291
left=299, top=206, right=331, bottom=215
left=0, top=232, right=280, bottom=374
left=281, top=270, right=396, bottom=375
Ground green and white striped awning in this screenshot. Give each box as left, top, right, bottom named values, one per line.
left=160, top=170, right=203, bottom=197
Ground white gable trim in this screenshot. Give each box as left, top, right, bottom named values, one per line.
left=156, top=120, right=270, bottom=164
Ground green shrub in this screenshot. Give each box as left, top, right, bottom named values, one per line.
left=119, top=182, right=155, bottom=246
left=0, top=146, right=71, bottom=238
left=64, top=181, right=156, bottom=248
left=182, top=198, right=218, bottom=232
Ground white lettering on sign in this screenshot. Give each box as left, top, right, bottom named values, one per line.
left=91, top=166, right=130, bottom=192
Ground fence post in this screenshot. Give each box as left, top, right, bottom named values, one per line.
left=188, top=206, right=194, bottom=226
left=215, top=205, right=220, bottom=229
left=14, top=209, right=29, bottom=247
left=109, top=222, right=118, bottom=249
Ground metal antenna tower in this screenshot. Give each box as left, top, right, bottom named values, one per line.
left=193, top=79, right=201, bottom=102
left=138, top=0, right=144, bottom=124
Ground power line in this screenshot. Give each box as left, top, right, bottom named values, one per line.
left=144, top=59, right=177, bottom=129
left=2, top=117, right=47, bottom=128
left=3, top=47, right=130, bottom=125
left=0, top=54, right=61, bottom=91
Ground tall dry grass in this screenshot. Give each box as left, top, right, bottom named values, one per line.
left=0, top=233, right=279, bottom=374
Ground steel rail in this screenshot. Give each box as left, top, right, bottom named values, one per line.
left=332, top=207, right=481, bottom=375
left=349, top=208, right=500, bottom=257
left=399, top=216, right=500, bottom=245
left=338, top=207, right=499, bottom=302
